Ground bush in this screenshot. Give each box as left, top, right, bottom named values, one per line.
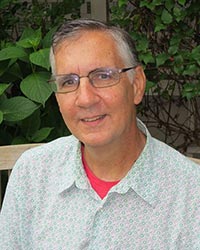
left=110, top=0, right=200, bottom=152
left=0, top=0, right=83, bottom=145
left=0, top=0, right=199, bottom=153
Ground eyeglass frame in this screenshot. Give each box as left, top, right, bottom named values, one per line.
left=48, top=66, right=137, bottom=94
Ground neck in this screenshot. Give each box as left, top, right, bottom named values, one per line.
left=83, top=129, right=146, bottom=181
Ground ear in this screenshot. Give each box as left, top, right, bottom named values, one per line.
left=132, top=66, right=146, bottom=105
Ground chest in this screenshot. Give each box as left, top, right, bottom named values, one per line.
left=22, top=189, right=184, bottom=249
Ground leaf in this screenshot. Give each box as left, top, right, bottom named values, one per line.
left=156, top=53, right=169, bottom=67
left=17, top=27, right=42, bottom=49
left=140, top=0, right=162, bottom=10
left=20, top=72, right=52, bottom=106
left=118, top=0, right=128, bottom=8
left=170, top=35, right=181, bottom=46
left=136, top=37, right=149, bottom=52
left=20, top=109, right=41, bottom=137
left=11, top=136, right=29, bottom=145
left=178, top=0, right=186, bottom=5
left=42, top=27, right=58, bottom=48
left=182, top=83, right=197, bottom=99
left=139, top=0, right=148, bottom=7
left=0, top=110, right=3, bottom=124
left=168, top=36, right=181, bottom=55
left=0, top=0, right=11, bottom=8
left=154, top=23, right=166, bottom=32
left=174, top=54, right=183, bottom=65
left=0, top=96, right=39, bottom=122
left=0, top=83, right=10, bottom=95
left=183, top=64, right=198, bottom=76
left=146, top=81, right=156, bottom=92
left=7, top=62, right=23, bottom=79
left=168, top=45, right=179, bottom=55
left=0, top=60, right=10, bottom=76
left=139, top=52, right=155, bottom=64
left=30, top=48, right=50, bottom=70
left=31, top=127, right=53, bottom=142
left=0, top=47, right=27, bottom=61
left=173, top=65, right=184, bottom=75
left=165, top=0, right=174, bottom=11
left=173, top=6, right=182, bottom=21
left=191, top=46, right=200, bottom=65
left=161, top=9, right=173, bottom=24
left=191, top=46, right=200, bottom=56
left=153, top=0, right=162, bottom=5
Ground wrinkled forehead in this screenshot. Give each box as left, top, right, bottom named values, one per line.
left=52, top=31, right=123, bottom=71
left=53, top=30, right=123, bottom=70
left=52, top=29, right=114, bottom=53
left=50, top=28, right=136, bottom=76
left=56, top=30, right=121, bottom=58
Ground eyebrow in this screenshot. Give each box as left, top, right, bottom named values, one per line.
left=54, top=67, right=116, bottom=77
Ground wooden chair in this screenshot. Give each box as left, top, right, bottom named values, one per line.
left=189, top=157, right=200, bottom=165
left=0, top=143, right=42, bottom=207
left=0, top=143, right=200, bottom=208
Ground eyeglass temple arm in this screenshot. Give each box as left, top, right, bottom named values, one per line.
left=120, top=66, right=137, bottom=73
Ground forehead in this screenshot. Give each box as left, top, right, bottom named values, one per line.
left=54, top=30, right=123, bottom=64
left=53, top=30, right=125, bottom=74
left=54, top=30, right=116, bottom=51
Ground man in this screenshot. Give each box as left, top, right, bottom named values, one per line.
left=0, top=19, right=200, bottom=249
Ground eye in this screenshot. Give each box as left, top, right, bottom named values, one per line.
left=58, top=75, right=78, bottom=87
left=62, top=78, right=76, bottom=86
left=94, top=71, right=112, bottom=81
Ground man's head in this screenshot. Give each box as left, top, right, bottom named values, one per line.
left=50, top=19, right=139, bottom=77
left=49, top=19, right=146, bottom=149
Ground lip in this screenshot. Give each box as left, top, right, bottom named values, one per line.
left=81, top=114, right=106, bottom=125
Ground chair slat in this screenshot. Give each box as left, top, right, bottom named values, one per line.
left=0, top=144, right=42, bottom=170
left=0, top=143, right=199, bottom=209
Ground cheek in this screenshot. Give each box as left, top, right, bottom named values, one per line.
left=118, top=84, right=135, bottom=107
left=56, top=95, right=64, bottom=113
left=56, top=95, right=74, bottom=119
left=103, top=83, right=134, bottom=111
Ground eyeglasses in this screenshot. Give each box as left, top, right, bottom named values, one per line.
left=49, top=66, right=136, bottom=93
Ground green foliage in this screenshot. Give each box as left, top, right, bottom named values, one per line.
left=0, top=96, right=38, bottom=122
left=1, top=0, right=199, bottom=151
left=110, top=0, right=200, bottom=150
left=111, top=0, right=200, bottom=94
left=0, top=0, right=83, bottom=42
left=0, top=0, right=83, bottom=145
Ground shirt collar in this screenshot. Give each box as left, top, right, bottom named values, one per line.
left=112, top=119, right=161, bottom=207
left=56, top=119, right=161, bottom=207
left=57, top=138, right=90, bottom=194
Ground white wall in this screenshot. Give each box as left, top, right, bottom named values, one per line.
left=81, top=0, right=107, bottom=21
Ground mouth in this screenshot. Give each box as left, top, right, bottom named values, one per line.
left=81, top=114, right=106, bottom=123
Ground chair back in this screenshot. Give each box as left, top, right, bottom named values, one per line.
left=0, top=144, right=200, bottom=207
left=0, top=144, right=42, bottom=207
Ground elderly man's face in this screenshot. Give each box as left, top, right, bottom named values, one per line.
left=54, top=31, right=145, bottom=149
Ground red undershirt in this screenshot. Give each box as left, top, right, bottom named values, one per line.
left=81, top=146, right=120, bottom=199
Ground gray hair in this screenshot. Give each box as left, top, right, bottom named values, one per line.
left=50, top=19, right=140, bottom=78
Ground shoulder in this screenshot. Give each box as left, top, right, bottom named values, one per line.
left=11, top=135, right=80, bottom=179
left=150, top=137, right=200, bottom=194
left=152, top=137, right=200, bottom=171
left=138, top=119, right=200, bottom=175
left=7, top=135, right=80, bottom=197
left=19, top=135, right=79, bottom=162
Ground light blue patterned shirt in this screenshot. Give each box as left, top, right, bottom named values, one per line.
left=0, top=120, right=200, bottom=250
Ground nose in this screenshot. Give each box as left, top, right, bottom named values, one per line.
left=75, top=77, right=100, bottom=108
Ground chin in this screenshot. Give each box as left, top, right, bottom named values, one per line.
left=78, top=134, right=105, bottom=146
left=81, top=135, right=118, bottom=149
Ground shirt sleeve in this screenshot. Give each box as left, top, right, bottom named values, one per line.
left=177, top=193, right=200, bottom=249
left=0, top=159, right=24, bottom=249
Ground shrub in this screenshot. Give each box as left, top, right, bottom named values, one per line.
left=110, top=0, right=200, bottom=152
left=0, top=0, right=83, bottom=145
